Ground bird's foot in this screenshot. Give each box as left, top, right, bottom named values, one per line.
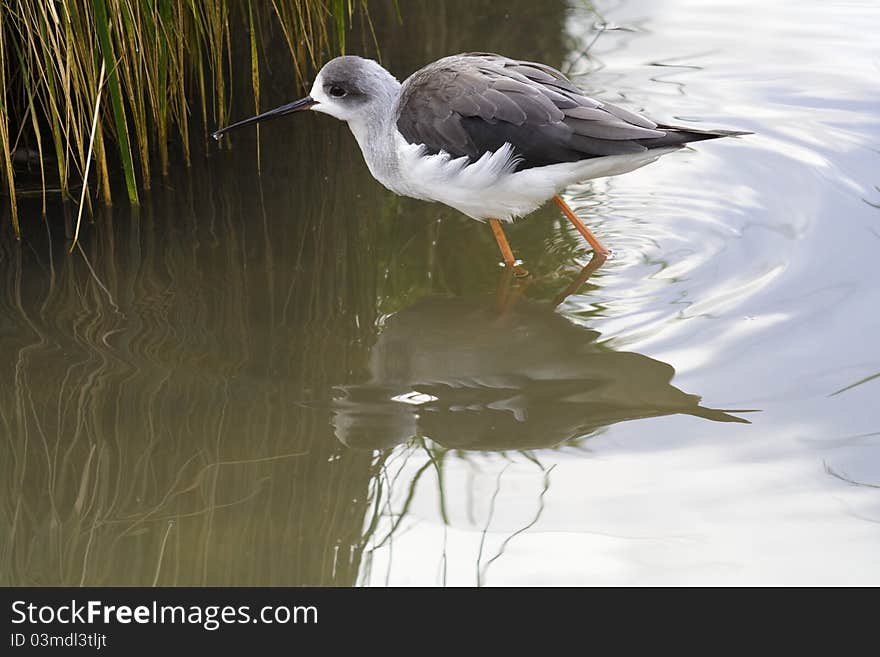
left=498, top=260, right=530, bottom=278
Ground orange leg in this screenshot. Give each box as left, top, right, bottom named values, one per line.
left=488, top=218, right=528, bottom=277
left=552, top=195, right=611, bottom=257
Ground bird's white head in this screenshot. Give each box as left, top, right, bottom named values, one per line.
left=309, top=56, right=400, bottom=123
left=211, top=55, right=400, bottom=141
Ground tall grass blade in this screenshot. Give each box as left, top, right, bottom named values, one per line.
left=1, top=0, right=376, bottom=231
left=247, top=0, right=260, bottom=174
left=93, top=0, right=139, bottom=205
left=0, top=9, right=19, bottom=236
left=70, top=60, right=105, bottom=251
left=334, top=0, right=347, bottom=54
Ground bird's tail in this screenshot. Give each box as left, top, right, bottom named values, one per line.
left=644, top=124, right=752, bottom=149
left=690, top=405, right=758, bottom=424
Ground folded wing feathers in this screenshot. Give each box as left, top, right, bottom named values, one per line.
left=479, top=88, right=528, bottom=124
left=599, top=101, right=660, bottom=130
left=396, top=53, right=671, bottom=163
left=489, top=59, right=663, bottom=143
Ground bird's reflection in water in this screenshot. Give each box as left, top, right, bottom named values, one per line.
left=333, top=256, right=747, bottom=451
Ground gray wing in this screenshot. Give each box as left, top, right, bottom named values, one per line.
left=395, top=53, right=695, bottom=169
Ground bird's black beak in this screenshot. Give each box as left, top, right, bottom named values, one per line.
left=211, top=96, right=317, bottom=141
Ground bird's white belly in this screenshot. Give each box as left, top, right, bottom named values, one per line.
left=389, top=133, right=673, bottom=222
left=390, top=136, right=549, bottom=221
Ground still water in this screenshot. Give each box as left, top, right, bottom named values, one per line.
left=2, top=0, right=879, bottom=585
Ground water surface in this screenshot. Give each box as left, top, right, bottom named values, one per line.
left=2, top=0, right=879, bottom=585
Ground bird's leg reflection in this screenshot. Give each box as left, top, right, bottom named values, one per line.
left=550, top=251, right=607, bottom=309
left=495, top=265, right=515, bottom=314
left=494, top=250, right=606, bottom=315
left=494, top=265, right=528, bottom=315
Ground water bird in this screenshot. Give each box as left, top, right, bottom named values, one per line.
left=214, top=53, right=748, bottom=272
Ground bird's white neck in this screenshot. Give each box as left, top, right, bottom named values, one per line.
left=346, top=94, right=405, bottom=194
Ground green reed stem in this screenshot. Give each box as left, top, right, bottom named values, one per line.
left=93, top=0, right=139, bottom=205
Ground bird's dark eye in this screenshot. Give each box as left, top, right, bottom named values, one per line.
left=328, top=85, right=347, bottom=98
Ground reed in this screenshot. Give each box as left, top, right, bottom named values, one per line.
left=0, top=0, right=373, bottom=236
